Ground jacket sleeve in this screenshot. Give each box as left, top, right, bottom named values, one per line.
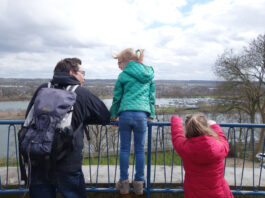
left=171, top=116, right=187, bottom=156
left=110, top=77, right=123, bottom=118
left=84, top=91, right=110, bottom=125
left=149, top=80, right=156, bottom=119
left=210, top=124, right=229, bottom=157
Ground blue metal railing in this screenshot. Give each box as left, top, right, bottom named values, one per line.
left=0, top=120, right=265, bottom=197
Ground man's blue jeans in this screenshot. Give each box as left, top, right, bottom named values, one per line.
left=29, top=166, right=87, bottom=198
left=118, top=111, right=147, bottom=181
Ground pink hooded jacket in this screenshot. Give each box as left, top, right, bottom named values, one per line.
left=171, top=116, right=233, bottom=198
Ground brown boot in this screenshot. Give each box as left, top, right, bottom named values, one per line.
left=116, top=180, right=130, bottom=194
left=133, top=180, right=144, bottom=195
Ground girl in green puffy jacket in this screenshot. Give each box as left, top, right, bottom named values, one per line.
left=110, top=48, right=155, bottom=195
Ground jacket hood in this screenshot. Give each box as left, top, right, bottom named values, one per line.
left=51, top=72, right=81, bottom=86
left=123, top=61, right=154, bottom=83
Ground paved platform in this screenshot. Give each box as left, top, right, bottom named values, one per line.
left=1, top=165, right=265, bottom=187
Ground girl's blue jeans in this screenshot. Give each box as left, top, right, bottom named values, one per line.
left=118, top=111, right=147, bottom=181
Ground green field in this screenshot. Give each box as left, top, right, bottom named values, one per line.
left=83, top=151, right=182, bottom=166
left=1, top=151, right=182, bottom=167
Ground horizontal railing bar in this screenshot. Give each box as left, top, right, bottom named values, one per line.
left=149, top=189, right=184, bottom=193
left=0, top=189, right=28, bottom=194
left=219, top=123, right=265, bottom=128
left=148, top=122, right=265, bottom=128
left=1, top=120, right=265, bottom=128
left=1, top=189, right=265, bottom=195
left=231, top=190, right=265, bottom=195
left=0, top=120, right=24, bottom=125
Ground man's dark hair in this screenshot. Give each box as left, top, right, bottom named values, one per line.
left=54, top=58, right=82, bottom=74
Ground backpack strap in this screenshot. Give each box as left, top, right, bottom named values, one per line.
left=65, top=85, right=79, bottom=113
left=23, top=106, right=34, bottom=127
left=66, top=85, right=79, bottom=92
left=48, top=82, right=52, bottom=88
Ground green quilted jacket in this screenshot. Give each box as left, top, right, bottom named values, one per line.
left=110, top=61, right=155, bottom=119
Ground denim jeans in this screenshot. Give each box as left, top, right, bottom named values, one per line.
left=29, top=166, right=87, bottom=198
left=118, top=111, right=147, bottom=181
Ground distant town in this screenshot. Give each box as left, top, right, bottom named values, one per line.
left=0, top=78, right=221, bottom=102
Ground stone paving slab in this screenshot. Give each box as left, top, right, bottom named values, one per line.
left=1, top=165, right=265, bottom=187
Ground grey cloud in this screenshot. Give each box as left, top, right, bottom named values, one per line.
left=0, top=22, right=103, bottom=54
left=0, top=7, right=103, bottom=55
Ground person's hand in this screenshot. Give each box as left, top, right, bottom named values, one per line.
left=207, top=120, right=216, bottom=126
left=148, top=118, right=153, bottom=122
left=110, top=117, right=119, bottom=127
left=110, top=117, right=118, bottom=122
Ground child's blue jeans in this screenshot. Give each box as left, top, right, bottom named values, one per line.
left=118, top=111, right=147, bottom=181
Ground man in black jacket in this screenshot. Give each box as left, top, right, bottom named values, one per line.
left=26, top=58, right=110, bottom=198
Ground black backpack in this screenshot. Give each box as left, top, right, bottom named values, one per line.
left=18, top=83, right=79, bottom=183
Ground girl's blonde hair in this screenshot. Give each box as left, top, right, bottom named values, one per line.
left=185, top=113, right=218, bottom=140
left=113, top=48, right=144, bottom=63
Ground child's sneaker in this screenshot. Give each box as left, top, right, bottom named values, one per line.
left=116, top=180, right=130, bottom=194
left=133, top=180, right=144, bottom=195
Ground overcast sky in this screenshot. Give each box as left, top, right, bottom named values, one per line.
left=0, top=0, right=264, bottom=80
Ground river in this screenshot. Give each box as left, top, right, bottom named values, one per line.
left=0, top=97, right=217, bottom=112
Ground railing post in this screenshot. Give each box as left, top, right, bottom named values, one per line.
left=146, top=122, right=152, bottom=198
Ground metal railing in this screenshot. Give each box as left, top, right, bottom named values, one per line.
left=0, top=120, right=265, bottom=197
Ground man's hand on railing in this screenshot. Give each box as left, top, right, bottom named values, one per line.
left=110, top=117, right=119, bottom=127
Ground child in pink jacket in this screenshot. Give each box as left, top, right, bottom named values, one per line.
left=171, top=113, right=233, bottom=198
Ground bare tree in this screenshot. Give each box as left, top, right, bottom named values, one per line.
left=213, top=34, right=265, bottom=155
